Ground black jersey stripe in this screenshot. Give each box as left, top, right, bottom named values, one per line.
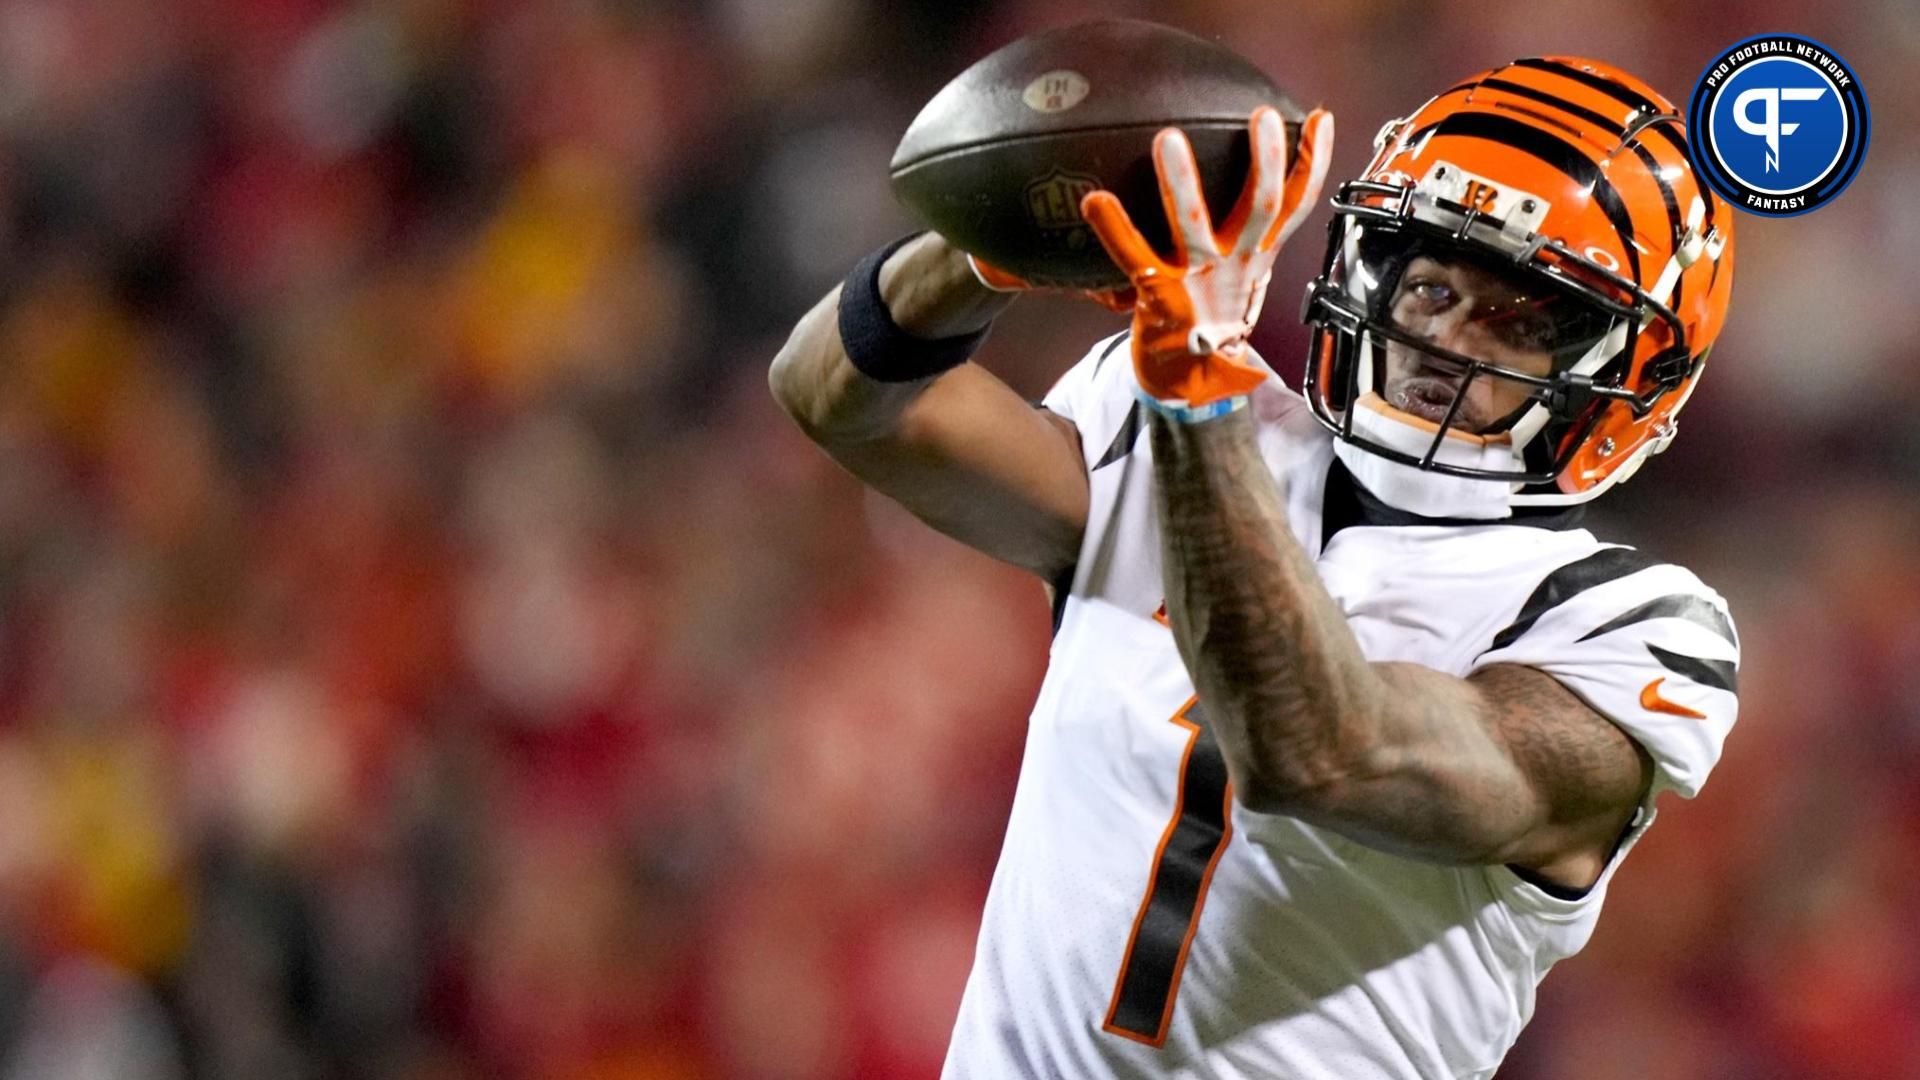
left=1411, top=111, right=1643, bottom=282
left=1577, top=593, right=1735, bottom=646
left=1092, top=330, right=1129, bottom=375
left=1488, top=546, right=1664, bottom=652
left=1105, top=700, right=1232, bottom=1043
left=1094, top=401, right=1146, bottom=472
left=1321, top=457, right=1585, bottom=547
left=1049, top=560, right=1075, bottom=637
left=1090, top=333, right=1142, bottom=472
left=1648, top=644, right=1738, bottom=695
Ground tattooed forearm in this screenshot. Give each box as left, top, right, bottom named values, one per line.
left=1148, top=410, right=1389, bottom=800
left=1147, top=410, right=1649, bottom=874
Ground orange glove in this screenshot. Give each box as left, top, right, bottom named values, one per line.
left=966, top=254, right=1139, bottom=314
left=1081, top=105, right=1335, bottom=410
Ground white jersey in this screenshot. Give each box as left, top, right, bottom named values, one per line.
left=942, top=333, right=1739, bottom=1080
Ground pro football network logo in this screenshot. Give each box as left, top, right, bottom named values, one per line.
left=1687, top=34, right=1869, bottom=217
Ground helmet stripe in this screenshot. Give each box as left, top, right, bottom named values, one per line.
left=1472, top=69, right=1703, bottom=242
left=1510, top=57, right=1693, bottom=161
left=1625, top=142, right=1681, bottom=241
left=1479, top=77, right=1624, bottom=139
left=1411, top=111, right=1644, bottom=282
left=1625, top=140, right=1684, bottom=310
left=1512, top=57, right=1663, bottom=116
left=1631, top=120, right=1718, bottom=233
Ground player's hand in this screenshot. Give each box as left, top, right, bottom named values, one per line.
left=1081, top=105, right=1334, bottom=407
left=967, top=253, right=1139, bottom=314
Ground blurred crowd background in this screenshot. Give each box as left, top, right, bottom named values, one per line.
left=0, top=0, right=1914, bottom=1077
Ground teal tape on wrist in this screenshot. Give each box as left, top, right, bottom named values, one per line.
left=1133, top=389, right=1250, bottom=424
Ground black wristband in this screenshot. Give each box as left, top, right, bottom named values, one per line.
left=838, top=233, right=992, bottom=383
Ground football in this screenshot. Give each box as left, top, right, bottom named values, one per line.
left=889, top=19, right=1304, bottom=290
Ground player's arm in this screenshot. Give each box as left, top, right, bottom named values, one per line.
left=1149, top=413, right=1651, bottom=891
left=1077, top=104, right=1641, bottom=890
left=768, top=232, right=1089, bottom=580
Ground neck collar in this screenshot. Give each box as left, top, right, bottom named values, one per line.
left=1321, top=456, right=1585, bottom=549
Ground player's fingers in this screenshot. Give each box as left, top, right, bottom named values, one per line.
left=1242, top=268, right=1273, bottom=329
left=1262, top=109, right=1334, bottom=251
left=1225, top=106, right=1289, bottom=255
left=1081, top=190, right=1163, bottom=282
left=1153, top=127, right=1216, bottom=261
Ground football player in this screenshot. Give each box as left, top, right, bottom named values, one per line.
left=769, top=57, right=1737, bottom=1079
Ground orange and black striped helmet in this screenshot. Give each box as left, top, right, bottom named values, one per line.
left=1301, top=57, right=1735, bottom=508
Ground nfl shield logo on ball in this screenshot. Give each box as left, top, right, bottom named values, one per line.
left=1026, top=168, right=1099, bottom=231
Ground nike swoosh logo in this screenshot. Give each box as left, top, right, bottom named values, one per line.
left=1641, top=677, right=1706, bottom=719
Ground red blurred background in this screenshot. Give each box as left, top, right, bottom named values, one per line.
left=0, top=0, right=1914, bottom=1077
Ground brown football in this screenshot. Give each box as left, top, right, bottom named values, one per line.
left=890, top=19, right=1304, bottom=289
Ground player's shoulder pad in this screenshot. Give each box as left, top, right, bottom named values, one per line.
left=1473, top=542, right=1739, bottom=799
left=1478, top=545, right=1737, bottom=673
